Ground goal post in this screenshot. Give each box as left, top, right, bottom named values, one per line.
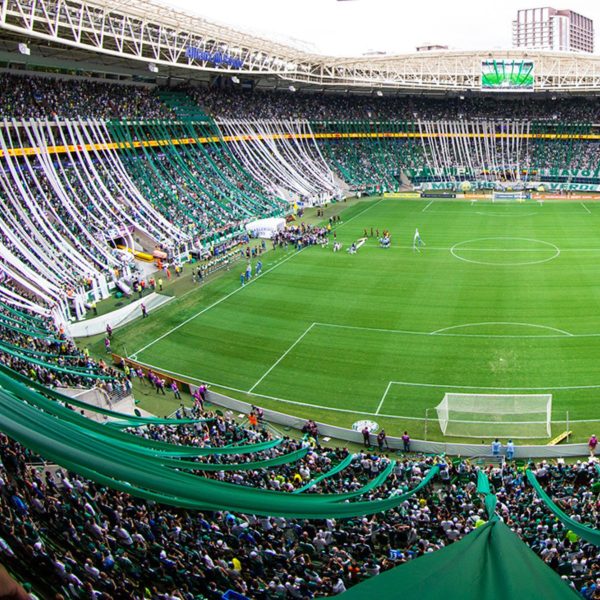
left=435, top=393, right=552, bottom=439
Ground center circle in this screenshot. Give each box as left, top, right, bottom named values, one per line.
left=450, top=237, right=560, bottom=266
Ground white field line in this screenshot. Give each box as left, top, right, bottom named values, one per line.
left=388, top=379, right=600, bottom=392
left=129, top=358, right=418, bottom=420
left=367, top=244, right=600, bottom=253
left=430, top=322, right=572, bottom=337
left=417, top=209, right=541, bottom=217
left=376, top=381, right=393, bottom=415
left=130, top=247, right=306, bottom=359
left=422, top=200, right=434, bottom=212
left=581, top=202, right=592, bottom=214
left=335, top=197, right=385, bottom=229
left=131, top=199, right=386, bottom=360
left=248, top=323, right=316, bottom=393
left=315, top=320, right=585, bottom=339
left=474, top=210, right=539, bottom=217
left=129, top=358, right=600, bottom=425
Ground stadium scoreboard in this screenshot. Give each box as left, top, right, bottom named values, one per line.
left=481, top=60, right=534, bottom=91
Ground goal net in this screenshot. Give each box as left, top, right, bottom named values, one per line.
left=435, top=393, right=552, bottom=439
left=492, top=190, right=529, bottom=202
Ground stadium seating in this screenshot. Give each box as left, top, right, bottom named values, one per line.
left=0, top=424, right=598, bottom=597
left=0, top=298, right=128, bottom=394
left=1, top=73, right=600, bottom=598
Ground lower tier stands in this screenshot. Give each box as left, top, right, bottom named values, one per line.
left=0, top=420, right=597, bottom=598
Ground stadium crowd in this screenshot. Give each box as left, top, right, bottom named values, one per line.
left=319, top=139, right=424, bottom=193
left=0, top=398, right=598, bottom=599
left=190, top=86, right=600, bottom=123
left=0, top=301, right=129, bottom=395
left=0, top=74, right=172, bottom=120
left=2, top=72, right=600, bottom=124
left=105, top=116, right=289, bottom=248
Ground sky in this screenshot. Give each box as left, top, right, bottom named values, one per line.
left=165, top=0, right=600, bottom=56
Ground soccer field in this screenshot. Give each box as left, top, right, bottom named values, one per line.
left=122, top=197, right=600, bottom=443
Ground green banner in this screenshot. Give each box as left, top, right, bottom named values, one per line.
left=526, top=470, right=600, bottom=546
left=0, top=369, right=440, bottom=518
left=292, top=453, right=355, bottom=494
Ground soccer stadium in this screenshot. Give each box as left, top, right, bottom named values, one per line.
left=0, top=0, right=600, bottom=597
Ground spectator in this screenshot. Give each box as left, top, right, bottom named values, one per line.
left=491, top=439, right=502, bottom=457
left=170, top=381, right=181, bottom=400
left=362, top=426, right=371, bottom=448
left=402, top=431, right=411, bottom=452
left=377, top=429, right=389, bottom=452
left=248, top=412, right=258, bottom=430
left=506, top=439, right=515, bottom=461
left=588, top=434, right=598, bottom=457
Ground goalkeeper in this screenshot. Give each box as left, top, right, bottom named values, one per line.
left=413, top=228, right=425, bottom=252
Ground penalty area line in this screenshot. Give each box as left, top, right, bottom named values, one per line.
left=375, top=381, right=393, bottom=415
left=129, top=357, right=424, bottom=420
left=128, top=358, right=600, bottom=425
left=581, top=202, right=592, bottom=214
left=388, top=379, right=600, bottom=392
left=248, top=322, right=316, bottom=393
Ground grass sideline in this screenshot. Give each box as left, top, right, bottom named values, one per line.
left=84, top=196, right=600, bottom=444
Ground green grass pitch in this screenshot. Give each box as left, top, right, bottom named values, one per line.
left=110, top=197, right=600, bottom=443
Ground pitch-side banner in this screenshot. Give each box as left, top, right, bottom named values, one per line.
left=420, top=181, right=600, bottom=192
left=546, top=182, right=600, bottom=192
left=539, top=168, right=600, bottom=180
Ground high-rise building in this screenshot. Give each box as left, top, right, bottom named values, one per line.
left=512, top=7, right=594, bottom=53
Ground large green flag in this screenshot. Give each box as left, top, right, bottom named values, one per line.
left=340, top=518, right=579, bottom=600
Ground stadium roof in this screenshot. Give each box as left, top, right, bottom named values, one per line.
left=2, top=0, right=600, bottom=92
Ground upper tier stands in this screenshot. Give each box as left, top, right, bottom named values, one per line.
left=0, top=73, right=173, bottom=120
left=2, top=73, right=599, bottom=122
left=1, top=74, right=600, bottom=321
left=190, top=86, right=600, bottom=122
